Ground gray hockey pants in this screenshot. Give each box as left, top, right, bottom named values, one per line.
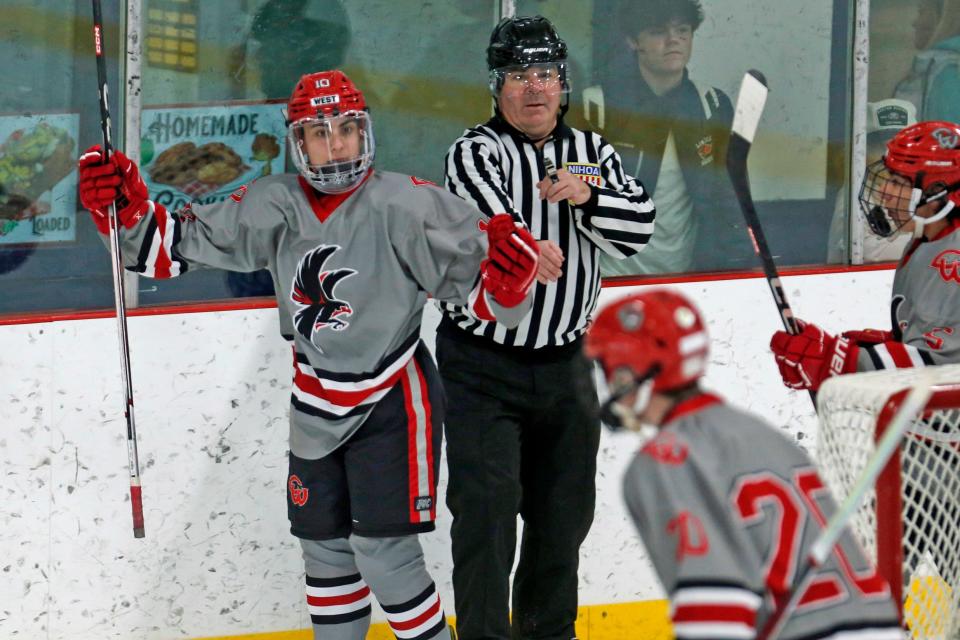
left=301, top=535, right=452, bottom=640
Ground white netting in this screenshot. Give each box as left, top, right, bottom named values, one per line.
left=818, top=365, right=960, bottom=639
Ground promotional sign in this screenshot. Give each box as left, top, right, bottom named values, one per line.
left=140, top=102, right=287, bottom=210
left=0, top=113, right=79, bottom=244
left=145, top=0, right=199, bottom=73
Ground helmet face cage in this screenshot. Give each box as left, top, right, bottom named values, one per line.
left=860, top=120, right=960, bottom=237
left=489, top=62, right=570, bottom=98
left=592, top=363, right=657, bottom=432
left=288, top=112, right=375, bottom=194
left=858, top=159, right=921, bottom=238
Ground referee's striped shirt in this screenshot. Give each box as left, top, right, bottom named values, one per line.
left=439, top=116, right=656, bottom=351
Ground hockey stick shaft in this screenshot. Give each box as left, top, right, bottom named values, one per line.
left=726, top=70, right=816, bottom=407
left=760, top=379, right=934, bottom=639
left=92, top=0, right=144, bottom=539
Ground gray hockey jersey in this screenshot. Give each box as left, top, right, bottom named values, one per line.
left=623, top=393, right=903, bottom=640
left=111, top=170, right=528, bottom=458
left=855, top=219, right=960, bottom=371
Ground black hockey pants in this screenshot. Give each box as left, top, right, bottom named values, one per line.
left=436, top=331, right=601, bottom=640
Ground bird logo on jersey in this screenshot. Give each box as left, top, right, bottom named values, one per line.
left=291, top=245, right=357, bottom=349
left=930, top=249, right=960, bottom=284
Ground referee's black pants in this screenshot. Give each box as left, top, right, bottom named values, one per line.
left=436, top=331, right=601, bottom=640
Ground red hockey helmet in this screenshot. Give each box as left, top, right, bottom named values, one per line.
left=585, top=289, right=709, bottom=394
left=885, top=121, right=960, bottom=187
left=859, top=120, right=960, bottom=237
left=286, top=70, right=375, bottom=194
left=286, top=70, right=368, bottom=123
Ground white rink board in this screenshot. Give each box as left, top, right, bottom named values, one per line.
left=0, top=269, right=893, bottom=639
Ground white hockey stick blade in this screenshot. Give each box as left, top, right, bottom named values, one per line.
left=731, top=70, right=769, bottom=144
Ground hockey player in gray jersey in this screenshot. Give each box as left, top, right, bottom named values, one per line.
left=585, top=289, right=904, bottom=639
left=771, top=120, right=960, bottom=390
left=77, top=70, right=540, bottom=640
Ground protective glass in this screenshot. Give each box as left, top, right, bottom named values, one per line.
left=288, top=112, right=375, bottom=194
left=490, top=62, right=570, bottom=96
left=858, top=159, right=920, bottom=238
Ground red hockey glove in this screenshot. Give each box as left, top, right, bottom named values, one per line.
left=78, top=145, right=149, bottom=234
left=481, top=213, right=539, bottom=307
left=769, top=322, right=859, bottom=391
left=841, top=328, right=894, bottom=346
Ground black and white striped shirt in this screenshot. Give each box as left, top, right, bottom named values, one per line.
left=439, top=116, right=656, bottom=351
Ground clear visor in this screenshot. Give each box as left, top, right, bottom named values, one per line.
left=288, top=112, right=375, bottom=194
left=490, top=62, right=570, bottom=96
left=858, top=160, right=920, bottom=238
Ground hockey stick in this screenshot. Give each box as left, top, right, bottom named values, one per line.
left=92, top=0, right=145, bottom=539
left=760, top=377, right=934, bottom=639
left=726, top=70, right=816, bottom=408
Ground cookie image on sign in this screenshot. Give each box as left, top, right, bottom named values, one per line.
left=251, top=133, right=281, bottom=177
left=148, top=141, right=250, bottom=199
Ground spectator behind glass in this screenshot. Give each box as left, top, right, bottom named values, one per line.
left=586, top=0, right=741, bottom=276
left=895, top=0, right=960, bottom=121
left=827, top=99, right=917, bottom=263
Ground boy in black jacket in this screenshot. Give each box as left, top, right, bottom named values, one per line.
left=588, top=0, right=743, bottom=275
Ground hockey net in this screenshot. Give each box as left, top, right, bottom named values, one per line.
left=817, top=365, right=960, bottom=639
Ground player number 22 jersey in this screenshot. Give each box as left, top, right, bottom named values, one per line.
left=623, top=394, right=903, bottom=640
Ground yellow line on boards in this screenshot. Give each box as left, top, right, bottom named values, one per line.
left=192, top=600, right=673, bottom=640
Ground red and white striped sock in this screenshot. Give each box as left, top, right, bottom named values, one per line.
left=380, top=582, right=449, bottom=640
left=305, top=572, right=372, bottom=636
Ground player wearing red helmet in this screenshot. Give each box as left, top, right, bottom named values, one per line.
left=860, top=120, right=960, bottom=240
left=77, top=69, right=540, bottom=640
left=585, top=289, right=709, bottom=430
left=286, top=70, right=375, bottom=194
left=585, top=289, right=902, bottom=640
left=771, top=121, right=960, bottom=394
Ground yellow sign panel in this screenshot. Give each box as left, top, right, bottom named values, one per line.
left=145, top=0, right=199, bottom=72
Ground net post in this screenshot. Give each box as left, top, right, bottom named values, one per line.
left=875, top=388, right=909, bottom=618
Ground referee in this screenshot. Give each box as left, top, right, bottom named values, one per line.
left=437, top=16, right=656, bottom=640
